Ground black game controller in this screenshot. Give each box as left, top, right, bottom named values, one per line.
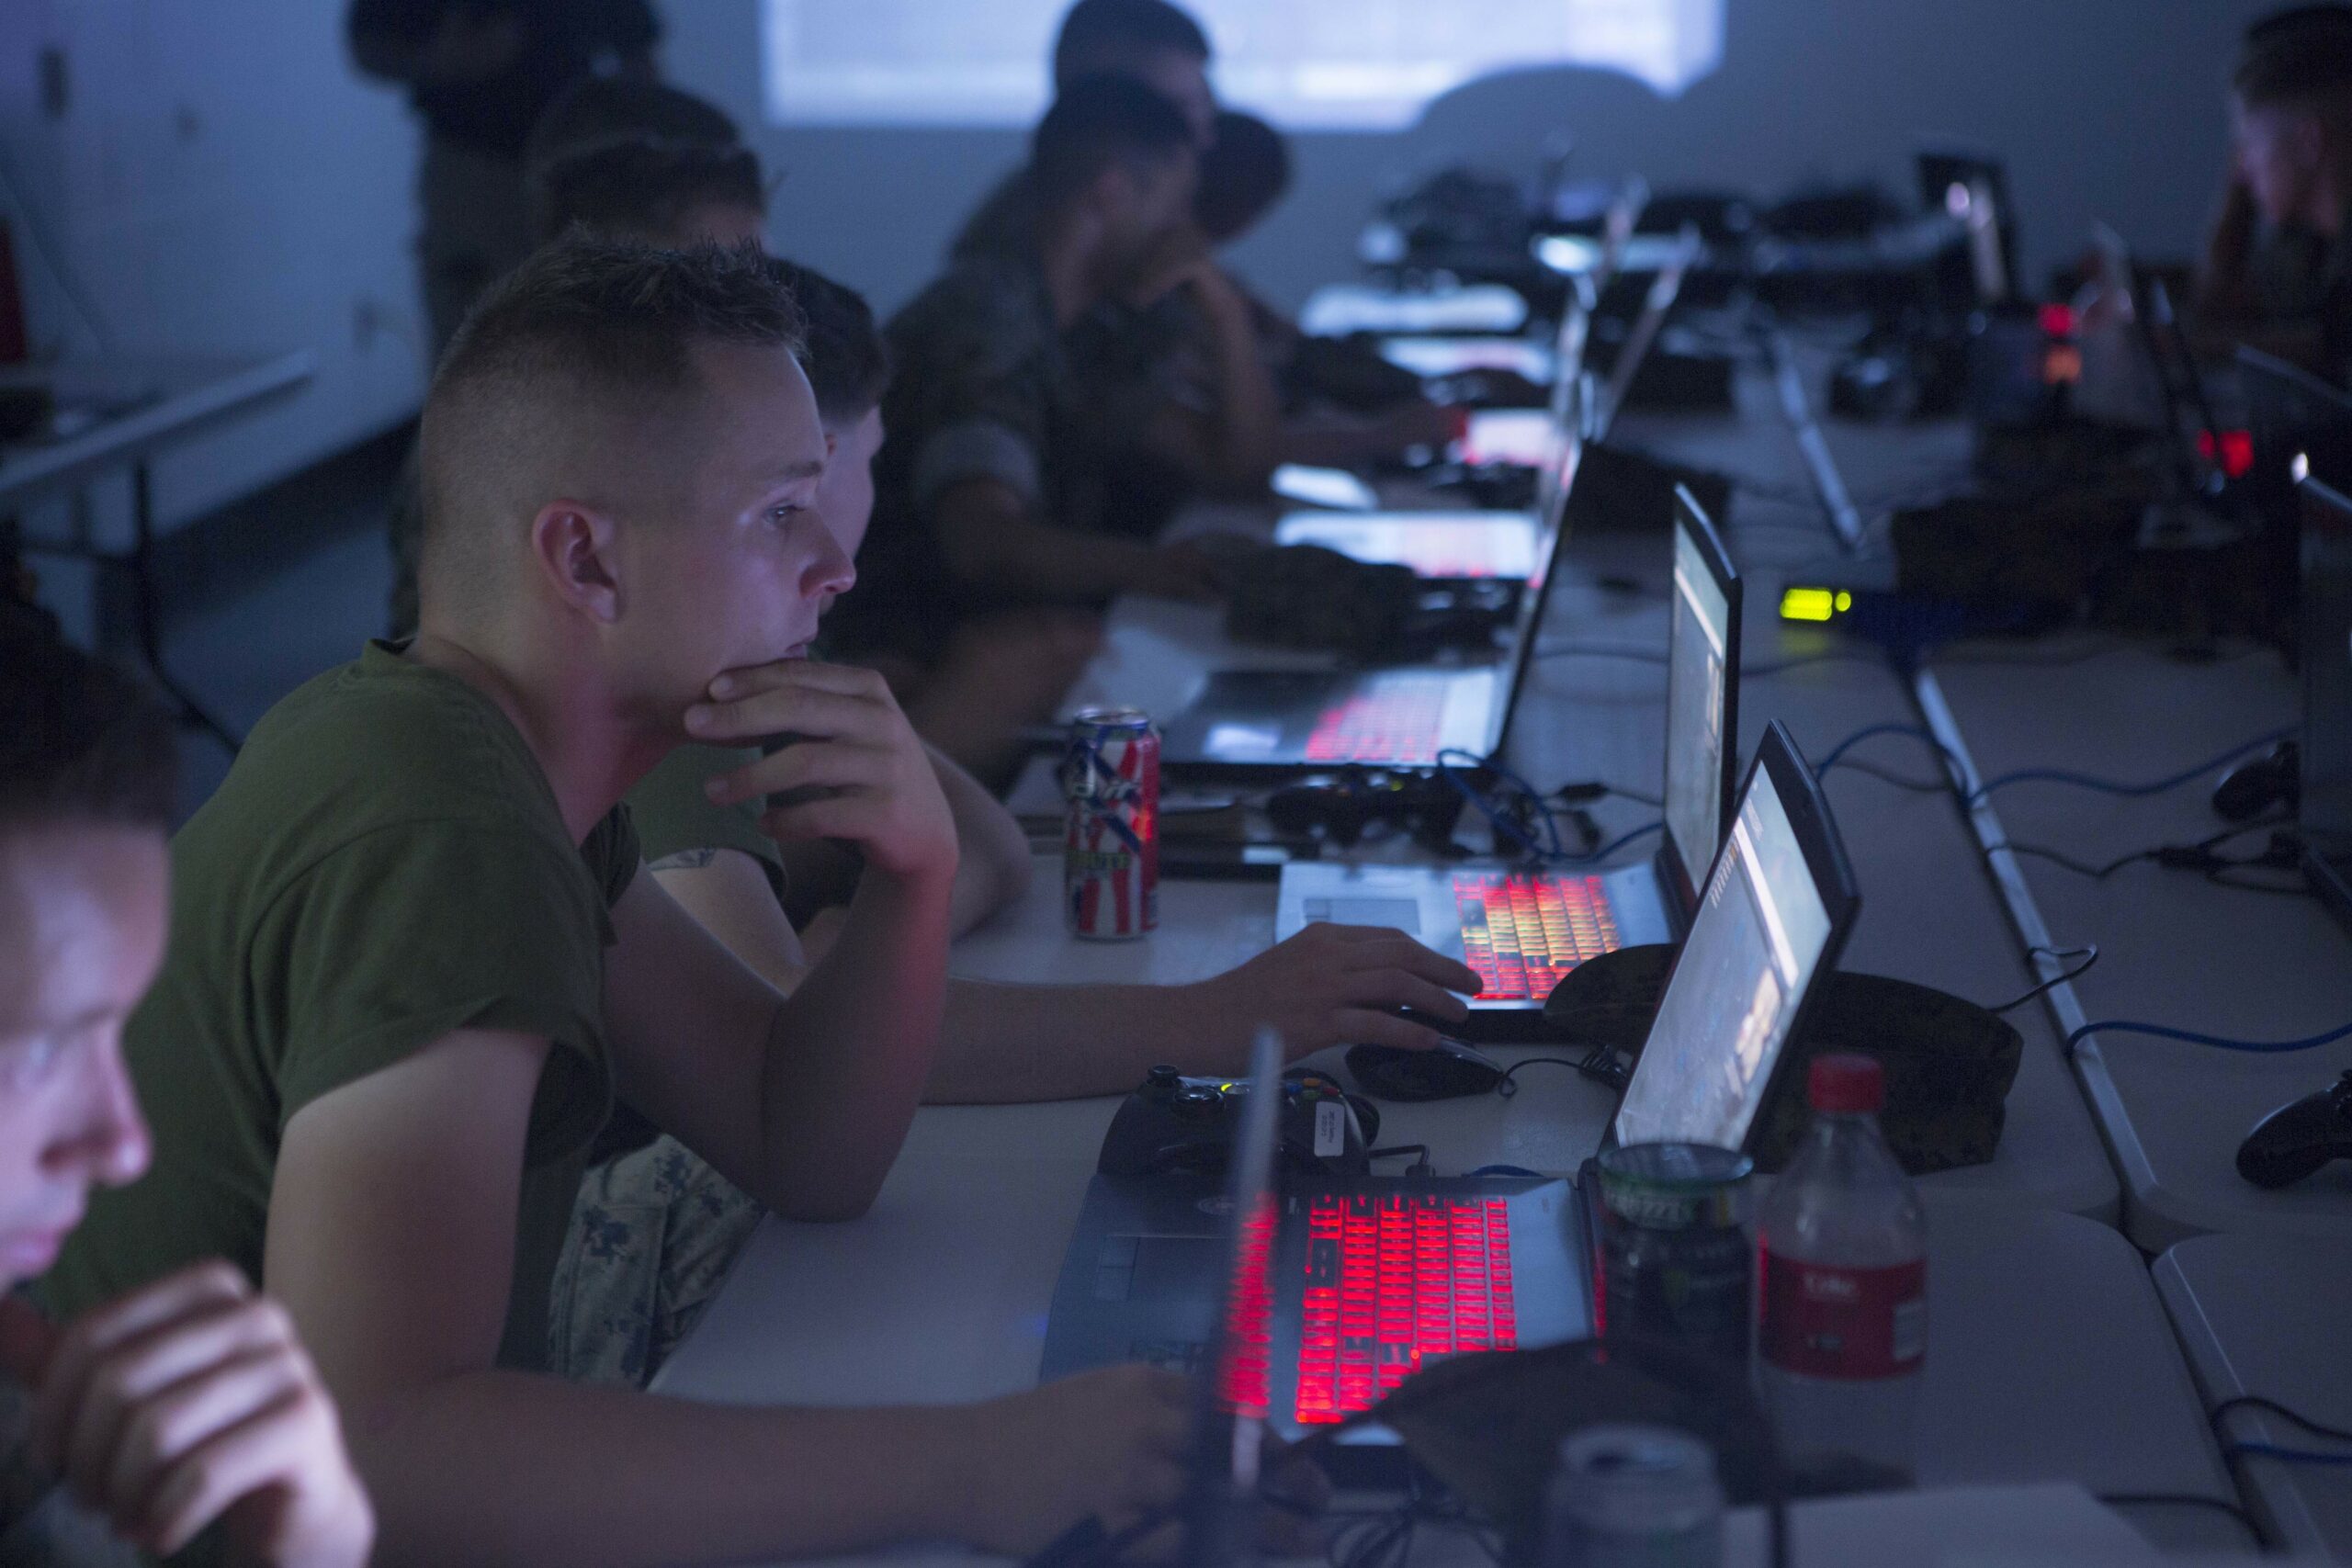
left=1097, top=1065, right=1378, bottom=1179
left=2211, top=740, right=2301, bottom=823
left=2236, top=1069, right=2352, bottom=1189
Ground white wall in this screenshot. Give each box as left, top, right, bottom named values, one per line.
left=0, top=0, right=2296, bottom=540
left=668, top=0, right=2287, bottom=321
left=2, top=0, right=427, bottom=534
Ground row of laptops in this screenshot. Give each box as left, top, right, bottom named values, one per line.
left=1055, top=478, right=2347, bottom=1504
left=1273, top=488, right=1739, bottom=1038
left=1156, top=238, right=1695, bottom=779
left=1043, top=718, right=1860, bottom=1471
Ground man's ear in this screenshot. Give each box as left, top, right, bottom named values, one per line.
left=527, top=501, right=625, bottom=624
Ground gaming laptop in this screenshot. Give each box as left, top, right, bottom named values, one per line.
left=1157, top=396, right=1582, bottom=778
left=2299, top=476, right=2352, bottom=931
left=1275, top=237, right=1691, bottom=586
left=1271, top=489, right=1741, bottom=1039
left=1040, top=723, right=1860, bottom=1467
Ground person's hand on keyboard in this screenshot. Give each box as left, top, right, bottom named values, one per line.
left=1186, top=923, right=1480, bottom=1066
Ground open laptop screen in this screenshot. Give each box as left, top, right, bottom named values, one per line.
left=1663, top=498, right=1735, bottom=897
left=1613, top=745, right=1837, bottom=1151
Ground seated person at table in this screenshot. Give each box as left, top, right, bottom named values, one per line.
left=43, top=237, right=1213, bottom=1567
left=388, top=76, right=751, bottom=640
left=951, top=0, right=1218, bottom=264
left=2194, top=7, right=2352, bottom=383
left=561, top=263, right=1485, bottom=1388
left=826, top=78, right=1241, bottom=705
left=526, top=119, right=1047, bottom=918
left=1123, top=109, right=1456, bottom=487
left=0, top=607, right=373, bottom=1567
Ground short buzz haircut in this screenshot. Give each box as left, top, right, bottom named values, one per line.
left=1053, top=0, right=1210, bottom=85
left=770, top=261, right=891, bottom=426
left=2237, top=17, right=2352, bottom=110
left=420, top=237, right=807, bottom=574
left=0, top=603, right=177, bottom=836
left=1194, top=110, right=1289, bottom=243
left=2246, top=4, right=2352, bottom=50
left=1030, top=74, right=1195, bottom=214
left=532, top=139, right=767, bottom=246
left=526, top=78, right=742, bottom=175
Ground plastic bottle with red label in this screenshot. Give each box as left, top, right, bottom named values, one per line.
left=1756, top=1054, right=1928, bottom=1479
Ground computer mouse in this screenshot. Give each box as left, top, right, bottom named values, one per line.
left=1347, top=1040, right=1506, bottom=1102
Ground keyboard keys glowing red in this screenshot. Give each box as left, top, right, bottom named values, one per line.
left=1295, top=1193, right=1519, bottom=1426
left=1215, top=1195, right=1279, bottom=1419
left=1453, top=872, right=1619, bottom=1000
left=1302, top=678, right=1449, bottom=764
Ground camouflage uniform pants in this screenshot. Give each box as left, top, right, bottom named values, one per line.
left=548, top=1137, right=763, bottom=1389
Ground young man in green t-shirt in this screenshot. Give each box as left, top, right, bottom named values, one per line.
left=46, top=239, right=1216, bottom=1566
left=0, top=607, right=374, bottom=1567
left=543, top=116, right=1484, bottom=1385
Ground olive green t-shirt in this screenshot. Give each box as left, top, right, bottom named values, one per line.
left=626, top=742, right=786, bottom=901
left=42, top=641, right=636, bottom=1373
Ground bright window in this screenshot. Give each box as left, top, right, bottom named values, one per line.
left=761, top=0, right=1724, bottom=130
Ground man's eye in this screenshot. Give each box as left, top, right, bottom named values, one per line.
left=769, top=504, right=806, bottom=526
left=0, top=1034, right=67, bottom=1089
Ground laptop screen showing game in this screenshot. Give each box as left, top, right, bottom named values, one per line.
left=1663, top=509, right=1732, bottom=890
left=1613, top=757, right=1835, bottom=1150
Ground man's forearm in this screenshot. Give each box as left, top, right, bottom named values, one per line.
left=933, top=745, right=1035, bottom=935
left=1192, top=278, right=1283, bottom=491
left=757, top=869, right=954, bottom=1217
left=928, top=978, right=1219, bottom=1102
left=357, top=1369, right=979, bottom=1568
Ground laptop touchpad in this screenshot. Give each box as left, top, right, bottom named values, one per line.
left=1130, top=1235, right=1222, bottom=1297
left=1305, top=897, right=1423, bottom=933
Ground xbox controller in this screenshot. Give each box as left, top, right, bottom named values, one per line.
left=1097, top=1064, right=1377, bottom=1179
left=2236, top=1069, right=2352, bottom=1189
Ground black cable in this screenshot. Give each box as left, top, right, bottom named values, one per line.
left=1495, top=1050, right=1627, bottom=1097
left=2214, top=1394, right=2352, bottom=1446
left=1984, top=945, right=2099, bottom=1015
left=1984, top=817, right=2298, bottom=886
left=1366, top=1144, right=1430, bottom=1166
left=1555, top=779, right=1666, bottom=809
left=2094, top=1493, right=2267, bottom=1550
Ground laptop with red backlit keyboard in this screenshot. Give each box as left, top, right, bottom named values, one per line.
left=1271, top=491, right=1739, bottom=1038
left=1043, top=725, right=1860, bottom=1488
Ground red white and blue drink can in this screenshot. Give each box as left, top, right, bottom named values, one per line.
left=1062, top=706, right=1159, bottom=940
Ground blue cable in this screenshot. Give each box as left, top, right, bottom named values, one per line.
left=1970, top=725, right=2295, bottom=804
left=1437, top=749, right=1657, bottom=864
left=1815, top=722, right=1958, bottom=777
left=2228, top=1443, right=2352, bottom=1467
left=2067, top=1017, right=2352, bottom=1056
left=1434, top=750, right=1551, bottom=860
left=1560, top=820, right=1666, bottom=864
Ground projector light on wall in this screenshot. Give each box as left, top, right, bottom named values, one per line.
left=762, top=0, right=1724, bottom=130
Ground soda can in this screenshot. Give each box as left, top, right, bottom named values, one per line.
left=1593, top=1142, right=1753, bottom=1373
left=1061, top=706, right=1159, bottom=940
left=1543, top=1425, right=1724, bottom=1568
